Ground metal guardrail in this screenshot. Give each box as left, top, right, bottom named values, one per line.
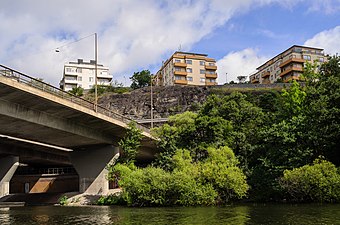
left=0, top=64, right=150, bottom=133
left=16, top=166, right=77, bottom=175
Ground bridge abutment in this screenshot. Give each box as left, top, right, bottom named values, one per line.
left=70, top=145, right=119, bottom=195
left=0, top=156, right=19, bottom=198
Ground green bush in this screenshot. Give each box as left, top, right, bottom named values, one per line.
left=280, top=159, right=340, bottom=202
left=59, top=195, right=68, bottom=206
left=97, top=194, right=125, bottom=205
left=114, top=147, right=248, bottom=206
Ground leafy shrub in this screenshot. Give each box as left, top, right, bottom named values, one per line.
left=114, top=147, right=248, bottom=206
left=201, top=146, right=249, bottom=203
left=280, top=159, right=340, bottom=202
left=59, top=196, right=68, bottom=206
left=97, top=194, right=125, bottom=205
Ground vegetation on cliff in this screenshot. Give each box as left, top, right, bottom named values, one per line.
left=102, top=56, right=340, bottom=205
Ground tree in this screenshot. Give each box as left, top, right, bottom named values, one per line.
left=118, top=122, right=142, bottom=164
left=280, top=158, right=340, bottom=202
left=68, top=86, right=84, bottom=96
left=130, top=70, right=151, bottom=89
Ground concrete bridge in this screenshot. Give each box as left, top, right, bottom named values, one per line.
left=0, top=65, right=157, bottom=199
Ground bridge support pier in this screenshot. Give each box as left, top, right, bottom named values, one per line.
left=0, top=156, right=19, bottom=198
left=70, top=145, right=119, bottom=195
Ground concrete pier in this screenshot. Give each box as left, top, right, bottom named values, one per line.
left=70, top=145, right=119, bottom=195
left=0, top=156, right=19, bottom=198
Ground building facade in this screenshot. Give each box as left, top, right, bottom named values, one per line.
left=59, top=59, right=111, bottom=91
left=249, top=45, right=326, bottom=84
left=155, top=51, right=218, bottom=86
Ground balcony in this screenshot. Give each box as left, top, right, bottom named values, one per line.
left=262, top=78, right=270, bottom=84
left=280, top=66, right=303, bottom=77
left=174, top=62, right=187, bottom=67
left=251, top=78, right=260, bottom=83
left=97, top=73, right=112, bottom=79
left=279, top=57, right=305, bottom=68
left=284, top=75, right=300, bottom=83
left=205, top=81, right=217, bottom=86
left=261, top=71, right=270, bottom=78
left=174, top=70, right=187, bottom=76
left=174, top=79, right=188, bottom=85
left=205, top=73, right=217, bottom=79
left=205, top=65, right=217, bottom=70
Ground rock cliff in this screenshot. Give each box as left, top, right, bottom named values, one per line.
left=98, top=86, right=210, bottom=120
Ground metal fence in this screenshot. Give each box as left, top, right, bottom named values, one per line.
left=0, top=64, right=150, bottom=133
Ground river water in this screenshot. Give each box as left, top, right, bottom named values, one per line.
left=0, top=204, right=339, bottom=225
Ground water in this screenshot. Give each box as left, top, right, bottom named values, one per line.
left=0, top=204, right=339, bottom=225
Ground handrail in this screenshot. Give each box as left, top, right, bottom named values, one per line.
left=0, top=64, right=150, bottom=133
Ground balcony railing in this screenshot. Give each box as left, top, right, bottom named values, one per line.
left=205, top=73, right=217, bottom=79
left=280, top=66, right=303, bottom=77
left=279, top=57, right=305, bottom=68
left=261, top=71, right=270, bottom=78
left=174, top=70, right=187, bottom=76
left=174, top=62, right=187, bottom=67
left=205, top=65, right=217, bottom=70
left=174, top=79, right=188, bottom=85
left=0, top=64, right=150, bottom=134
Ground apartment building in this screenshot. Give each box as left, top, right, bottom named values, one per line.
left=249, top=45, right=326, bottom=84
left=59, top=59, right=111, bottom=91
left=155, top=51, right=218, bottom=86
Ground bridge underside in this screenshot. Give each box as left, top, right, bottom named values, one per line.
left=0, top=71, right=158, bottom=198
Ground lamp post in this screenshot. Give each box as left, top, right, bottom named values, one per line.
left=94, top=32, right=98, bottom=112
left=150, top=74, right=154, bottom=129
left=55, top=32, right=98, bottom=112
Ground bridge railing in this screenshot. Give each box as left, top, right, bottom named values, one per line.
left=0, top=64, right=150, bottom=133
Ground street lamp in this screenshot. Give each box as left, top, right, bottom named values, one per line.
left=94, top=32, right=98, bottom=112
left=150, top=74, right=154, bottom=129
left=55, top=33, right=98, bottom=112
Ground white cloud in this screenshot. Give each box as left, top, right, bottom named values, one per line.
left=0, top=0, right=324, bottom=86
left=306, top=0, right=340, bottom=14
left=0, top=0, right=289, bottom=85
left=216, top=48, right=268, bottom=84
left=304, top=26, right=340, bottom=55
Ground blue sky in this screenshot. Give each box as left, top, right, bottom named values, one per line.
left=0, top=0, right=339, bottom=85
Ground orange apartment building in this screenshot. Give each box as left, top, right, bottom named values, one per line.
left=155, top=51, right=218, bottom=86
left=249, top=45, right=326, bottom=84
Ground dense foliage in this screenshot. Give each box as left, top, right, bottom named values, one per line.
left=130, top=70, right=152, bottom=89
left=118, top=122, right=142, bottom=164
left=280, top=159, right=340, bottom=202
left=103, top=56, right=340, bottom=205
left=110, top=146, right=248, bottom=206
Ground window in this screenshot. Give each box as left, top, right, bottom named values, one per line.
left=175, top=59, right=181, bottom=63
left=66, top=67, right=73, bottom=72
left=186, top=68, right=192, bottom=73
left=175, top=76, right=185, bottom=80
left=186, top=59, right=192, bottom=64
left=319, top=57, right=324, bottom=62
left=187, top=76, right=193, bottom=81
left=303, top=55, right=311, bottom=61
left=89, top=77, right=94, bottom=82
left=209, top=62, right=215, bottom=66
left=76, top=68, right=82, bottom=73
left=175, top=67, right=182, bottom=71
left=200, top=61, right=205, bottom=66
left=200, top=69, right=206, bottom=74
left=78, top=76, right=82, bottom=81
left=200, top=78, right=205, bottom=83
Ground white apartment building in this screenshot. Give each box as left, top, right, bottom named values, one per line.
left=155, top=51, right=218, bottom=86
left=59, top=59, right=111, bottom=91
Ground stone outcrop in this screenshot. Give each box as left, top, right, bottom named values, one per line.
left=98, top=86, right=210, bottom=120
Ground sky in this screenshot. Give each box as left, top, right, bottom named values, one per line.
left=0, top=0, right=339, bottom=86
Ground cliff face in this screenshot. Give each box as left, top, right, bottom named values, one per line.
left=98, top=86, right=210, bottom=120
